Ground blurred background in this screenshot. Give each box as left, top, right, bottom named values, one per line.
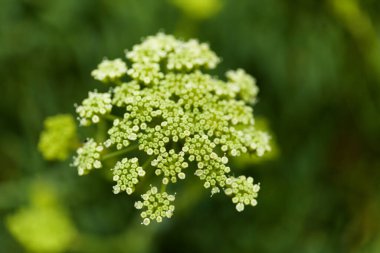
left=1, top=0, right=380, bottom=252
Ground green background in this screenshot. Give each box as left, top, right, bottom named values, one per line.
left=1, top=0, right=380, bottom=252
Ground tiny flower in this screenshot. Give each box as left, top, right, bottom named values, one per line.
left=91, top=58, right=127, bottom=82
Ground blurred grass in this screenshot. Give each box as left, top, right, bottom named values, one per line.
left=0, top=0, right=380, bottom=252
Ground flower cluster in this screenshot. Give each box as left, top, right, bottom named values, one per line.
left=112, top=157, right=146, bottom=195
left=55, top=33, right=271, bottom=225
left=75, top=91, right=112, bottom=126
left=73, top=139, right=103, bottom=175
left=91, top=58, right=127, bottom=83
left=38, top=114, right=77, bottom=161
left=134, top=186, right=175, bottom=225
left=224, top=176, right=260, bottom=212
left=226, top=69, right=259, bottom=104
left=152, top=149, right=188, bottom=184
left=126, top=33, right=219, bottom=74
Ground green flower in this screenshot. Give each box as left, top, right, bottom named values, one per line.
left=38, top=114, right=77, bottom=161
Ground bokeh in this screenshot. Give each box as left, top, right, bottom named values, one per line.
left=1, top=0, right=380, bottom=252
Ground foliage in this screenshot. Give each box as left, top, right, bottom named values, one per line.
left=6, top=182, right=76, bottom=253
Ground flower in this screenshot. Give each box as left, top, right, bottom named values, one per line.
left=38, top=114, right=77, bottom=161
left=91, top=58, right=127, bottom=82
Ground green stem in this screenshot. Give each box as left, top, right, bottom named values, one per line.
left=96, top=119, right=107, bottom=143
left=102, top=144, right=138, bottom=160
left=134, top=156, right=155, bottom=194
left=160, top=183, right=167, bottom=193
left=141, top=156, right=154, bottom=170
left=104, top=114, right=121, bottom=121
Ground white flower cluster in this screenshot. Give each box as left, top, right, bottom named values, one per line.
left=151, top=149, right=188, bottom=184
left=112, top=81, right=140, bottom=106
left=73, top=139, right=103, bottom=175
left=91, top=58, right=127, bottom=82
left=112, top=157, right=145, bottom=195
left=75, top=91, right=112, bottom=126
left=72, top=33, right=271, bottom=224
left=224, top=176, right=260, bottom=212
left=167, top=39, right=220, bottom=70
left=226, top=69, right=259, bottom=104
left=126, top=33, right=219, bottom=76
left=134, top=186, right=175, bottom=225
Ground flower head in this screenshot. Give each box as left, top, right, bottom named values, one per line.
left=68, top=33, right=271, bottom=224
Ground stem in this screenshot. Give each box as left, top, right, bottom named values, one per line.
left=141, top=156, right=154, bottom=170
left=104, top=114, right=121, bottom=121
left=96, top=119, right=106, bottom=143
left=102, top=144, right=138, bottom=160
left=160, top=183, right=167, bottom=193
left=134, top=156, right=155, bottom=194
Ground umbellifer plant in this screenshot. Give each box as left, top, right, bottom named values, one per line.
left=39, top=33, right=271, bottom=225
